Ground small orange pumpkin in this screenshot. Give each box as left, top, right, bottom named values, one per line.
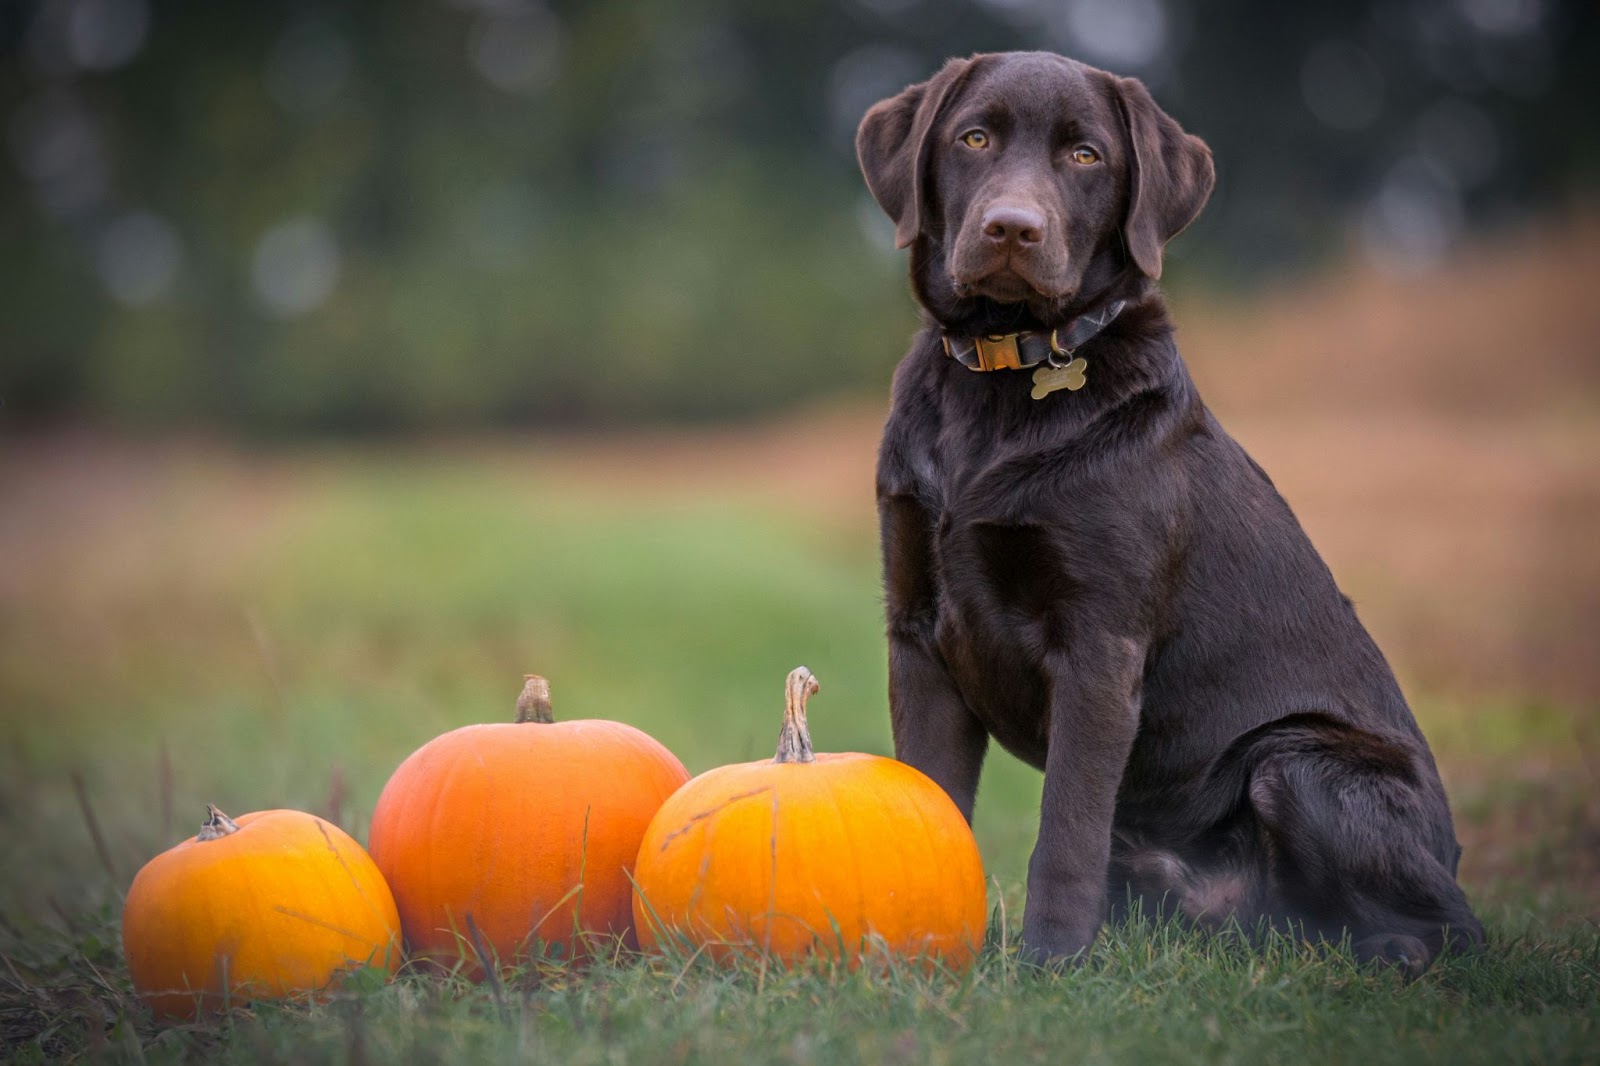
left=632, top=667, right=988, bottom=969
left=367, top=675, right=689, bottom=971
left=122, top=805, right=401, bottom=1020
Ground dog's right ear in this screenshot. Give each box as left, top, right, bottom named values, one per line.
left=855, top=57, right=977, bottom=250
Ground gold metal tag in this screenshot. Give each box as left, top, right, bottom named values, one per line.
left=1030, top=358, right=1087, bottom=399
left=974, top=334, right=1023, bottom=371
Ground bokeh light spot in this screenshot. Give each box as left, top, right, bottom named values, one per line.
left=1415, top=97, right=1500, bottom=188
left=265, top=19, right=354, bottom=114
left=7, top=91, right=108, bottom=217
left=67, top=0, right=149, bottom=71
left=1359, top=155, right=1464, bottom=276
left=1457, top=0, right=1544, bottom=37
left=1301, top=40, right=1385, bottom=132
left=468, top=5, right=564, bottom=95
left=97, top=211, right=183, bottom=306
left=252, top=217, right=342, bottom=317
left=1061, top=0, right=1169, bottom=72
left=828, top=44, right=920, bottom=150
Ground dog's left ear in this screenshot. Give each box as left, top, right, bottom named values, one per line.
left=1113, top=75, right=1215, bottom=280
left=856, top=57, right=979, bottom=250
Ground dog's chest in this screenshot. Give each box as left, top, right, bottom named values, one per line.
left=926, top=510, right=1061, bottom=765
left=899, top=398, right=1170, bottom=762
left=913, top=455, right=1087, bottom=765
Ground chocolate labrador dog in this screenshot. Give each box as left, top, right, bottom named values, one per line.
left=856, top=51, right=1482, bottom=974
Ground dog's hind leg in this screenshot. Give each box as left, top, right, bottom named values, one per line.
left=1243, top=720, right=1484, bottom=977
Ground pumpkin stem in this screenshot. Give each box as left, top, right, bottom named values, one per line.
left=196, top=804, right=240, bottom=841
left=515, top=674, right=555, bottom=724
left=773, top=666, right=819, bottom=764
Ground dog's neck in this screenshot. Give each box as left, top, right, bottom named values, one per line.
left=939, top=298, right=1128, bottom=373
left=917, top=290, right=1191, bottom=429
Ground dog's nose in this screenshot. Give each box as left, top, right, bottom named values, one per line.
left=981, top=205, right=1046, bottom=247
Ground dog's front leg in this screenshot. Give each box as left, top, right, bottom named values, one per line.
left=881, top=493, right=989, bottom=822
left=1019, top=636, right=1144, bottom=964
left=888, top=633, right=988, bottom=823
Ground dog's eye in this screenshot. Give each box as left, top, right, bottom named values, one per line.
left=1071, top=146, right=1101, bottom=166
left=960, top=130, right=990, bottom=150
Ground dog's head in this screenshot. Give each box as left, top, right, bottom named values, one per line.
left=857, top=52, right=1214, bottom=335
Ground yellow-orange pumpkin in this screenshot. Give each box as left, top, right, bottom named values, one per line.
left=632, top=667, right=988, bottom=969
left=367, top=675, right=689, bottom=971
left=122, top=805, right=401, bottom=1020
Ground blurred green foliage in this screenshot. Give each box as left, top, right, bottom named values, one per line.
left=2, top=0, right=1596, bottom=432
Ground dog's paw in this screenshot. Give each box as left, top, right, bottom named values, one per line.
left=1013, top=941, right=1086, bottom=973
left=1353, top=933, right=1433, bottom=981
left=1016, top=917, right=1097, bottom=972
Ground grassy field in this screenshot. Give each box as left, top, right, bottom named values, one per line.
left=2, top=224, right=1598, bottom=1061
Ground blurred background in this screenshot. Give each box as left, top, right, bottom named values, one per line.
left=1, top=0, right=1597, bottom=927
left=4, top=0, right=1599, bottom=428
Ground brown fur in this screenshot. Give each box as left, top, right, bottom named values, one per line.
left=856, top=52, right=1484, bottom=971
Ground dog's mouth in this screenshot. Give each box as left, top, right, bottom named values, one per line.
left=954, top=271, right=1031, bottom=304
left=932, top=238, right=1086, bottom=334
left=951, top=264, right=1070, bottom=306
left=949, top=276, right=1074, bottom=338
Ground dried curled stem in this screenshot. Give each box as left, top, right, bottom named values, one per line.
left=773, top=666, right=819, bottom=764
left=515, top=675, right=555, bottom=724
left=197, top=804, right=240, bottom=842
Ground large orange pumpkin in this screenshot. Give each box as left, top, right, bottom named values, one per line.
left=632, top=667, right=988, bottom=969
left=367, top=675, right=689, bottom=971
left=122, top=805, right=401, bottom=1020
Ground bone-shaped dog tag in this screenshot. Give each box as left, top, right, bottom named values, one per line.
left=1030, top=357, right=1087, bottom=399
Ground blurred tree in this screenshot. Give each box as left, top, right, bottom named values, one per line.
left=1, top=0, right=1595, bottom=432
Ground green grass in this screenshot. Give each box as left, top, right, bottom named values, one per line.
left=1, top=445, right=1595, bottom=1061
left=6, top=902, right=1596, bottom=1064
